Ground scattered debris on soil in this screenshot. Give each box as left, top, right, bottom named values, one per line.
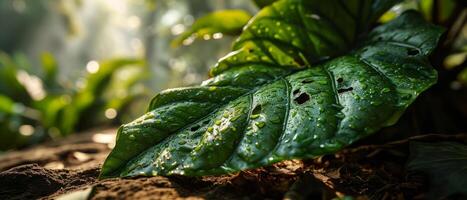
left=0, top=128, right=465, bottom=199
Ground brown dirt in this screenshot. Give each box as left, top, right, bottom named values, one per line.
left=0, top=128, right=309, bottom=200
left=2, top=128, right=459, bottom=200
left=0, top=164, right=99, bottom=200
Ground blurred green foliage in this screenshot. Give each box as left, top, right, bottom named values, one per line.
left=0, top=52, right=147, bottom=150
left=171, top=10, right=252, bottom=48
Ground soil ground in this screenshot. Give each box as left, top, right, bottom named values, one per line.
left=0, top=128, right=462, bottom=200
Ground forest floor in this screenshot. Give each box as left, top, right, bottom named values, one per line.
left=0, top=127, right=464, bottom=200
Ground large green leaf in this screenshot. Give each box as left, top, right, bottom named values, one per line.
left=407, top=142, right=467, bottom=199
left=101, top=0, right=443, bottom=178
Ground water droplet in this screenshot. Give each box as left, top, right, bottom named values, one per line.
left=215, top=120, right=221, bottom=125
left=250, top=114, right=260, bottom=119
left=207, top=127, right=213, bottom=132
left=309, top=14, right=321, bottom=20
left=255, top=121, right=266, bottom=128
left=209, top=86, right=217, bottom=91
left=335, top=112, right=345, bottom=119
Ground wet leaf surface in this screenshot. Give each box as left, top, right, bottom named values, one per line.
left=101, top=0, right=443, bottom=178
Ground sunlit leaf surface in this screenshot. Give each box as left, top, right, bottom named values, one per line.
left=101, top=0, right=443, bottom=177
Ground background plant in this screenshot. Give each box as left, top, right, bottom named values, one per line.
left=0, top=52, right=148, bottom=150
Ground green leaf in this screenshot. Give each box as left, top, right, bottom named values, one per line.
left=101, top=0, right=442, bottom=178
left=171, top=10, right=252, bottom=47
left=0, top=94, right=15, bottom=114
left=459, top=68, right=467, bottom=84
left=0, top=94, right=31, bottom=150
left=40, top=52, right=59, bottom=90
left=0, top=52, right=31, bottom=103
left=407, top=142, right=467, bottom=199
left=58, top=59, right=145, bottom=135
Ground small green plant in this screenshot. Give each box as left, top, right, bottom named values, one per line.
left=0, top=52, right=147, bottom=150
left=100, top=0, right=445, bottom=177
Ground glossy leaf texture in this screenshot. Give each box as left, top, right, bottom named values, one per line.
left=101, top=0, right=443, bottom=178
left=407, top=142, right=467, bottom=199
left=171, top=10, right=252, bottom=47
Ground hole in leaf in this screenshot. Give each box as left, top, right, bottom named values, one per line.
left=202, top=120, right=209, bottom=125
left=407, top=49, right=419, bottom=56
left=302, top=79, right=313, bottom=84
left=293, top=89, right=300, bottom=96
left=294, top=93, right=310, bottom=104
left=252, top=105, right=262, bottom=115
left=337, top=78, right=344, bottom=83
left=338, top=87, right=353, bottom=93
left=190, top=125, right=200, bottom=132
